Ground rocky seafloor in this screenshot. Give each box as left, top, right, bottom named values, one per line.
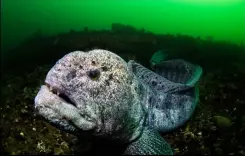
left=1, top=23, right=245, bottom=155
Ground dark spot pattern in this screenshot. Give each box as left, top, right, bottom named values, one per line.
left=74, top=62, right=79, bottom=66
left=178, top=115, right=181, bottom=120
left=165, top=94, right=172, bottom=109
left=66, top=70, right=77, bottom=81
left=105, top=80, right=110, bottom=86
left=171, top=121, right=174, bottom=125
left=151, top=113, right=155, bottom=122
left=151, top=81, right=157, bottom=87
left=148, top=96, right=153, bottom=105
left=101, top=66, right=108, bottom=71
left=109, top=74, right=113, bottom=80
left=155, top=98, right=162, bottom=109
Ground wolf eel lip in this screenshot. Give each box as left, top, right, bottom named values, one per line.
left=45, top=82, right=76, bottom=106
left=43, top=83, right=97, bottom=130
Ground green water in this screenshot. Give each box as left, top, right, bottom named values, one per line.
left=1, top=0, right=245, bottom=53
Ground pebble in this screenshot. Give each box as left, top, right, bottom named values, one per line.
left=32, top=127, right=36, bottom=131
left=238, top=150, right=245, bottom=155
left=21, top=109, right=28, bottom=114
left=20, top=132, right=24, bottom=136
left=211, top=126, right=217, bottom=131
left=214, top=115, right=233, bottom=129
left=174, top=148, right=180, bottom=152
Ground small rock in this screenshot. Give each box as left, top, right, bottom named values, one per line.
left=20, top=132, right=24, bottom=136
left=211, top=126, right=217, bottom=131
left=32, top=127, right=36, bottom=131
left=54, top=147, right=64, bottom=155
left=21, top=108, right=28, bottom=114
left=11, top=152, right=16, bottom=155
left=214, top=115, right=233, bottom=130
left=238, top=150, right=245, bottom=155
left=190, top=132, right=195, bottom=138
left=215, top=147, right=223, bottom=154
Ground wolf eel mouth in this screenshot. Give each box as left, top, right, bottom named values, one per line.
left=45, top=82, right=76, bottom=106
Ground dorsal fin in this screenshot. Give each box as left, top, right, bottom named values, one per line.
left=155, top=59, right=202, bottom=87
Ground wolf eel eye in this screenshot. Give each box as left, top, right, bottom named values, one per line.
left=87, top=69, right=101, bottom=80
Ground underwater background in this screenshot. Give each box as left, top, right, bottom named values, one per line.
left=1, top=0, right=245, bottom=155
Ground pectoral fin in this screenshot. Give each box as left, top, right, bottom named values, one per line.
left=124, top=128, right=173, bottom=155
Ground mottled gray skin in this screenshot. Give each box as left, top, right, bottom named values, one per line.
left=35, top=49, right=147, bottom=143
left=34, top=49, right=202, bottom=155
left=128, top=59, right=202, bottom=133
